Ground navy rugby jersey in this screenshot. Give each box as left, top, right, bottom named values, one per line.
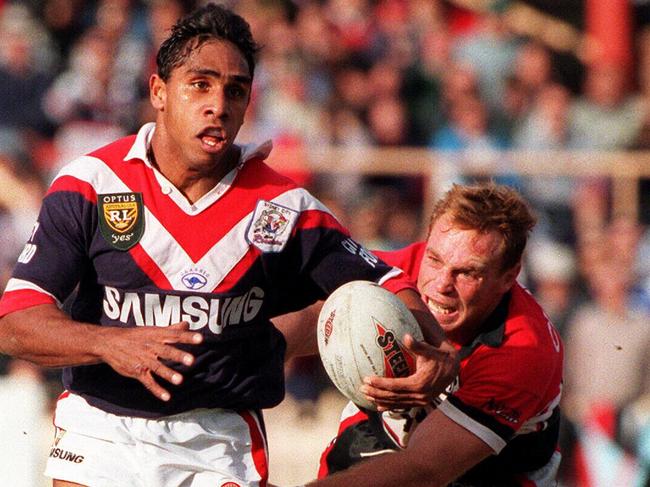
left=0, top=123, right=413, bottom=418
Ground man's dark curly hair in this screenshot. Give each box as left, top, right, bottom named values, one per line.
left=156, top=3, right=260, bottom=81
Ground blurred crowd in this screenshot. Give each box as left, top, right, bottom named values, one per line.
left=1, top=0, right=650, bottom=485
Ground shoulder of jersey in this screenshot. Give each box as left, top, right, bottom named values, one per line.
left=88, top=135, right=138, bottom=164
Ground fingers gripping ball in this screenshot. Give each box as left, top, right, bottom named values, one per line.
left=317, top=281, right=423, bottom=410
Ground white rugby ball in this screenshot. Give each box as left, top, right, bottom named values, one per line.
left=317, top=280, right=423, bottom=410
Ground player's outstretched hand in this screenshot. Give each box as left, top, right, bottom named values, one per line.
left=97, top=321, right=203, bottom=402
left=361, top=334, right=458, bottom=411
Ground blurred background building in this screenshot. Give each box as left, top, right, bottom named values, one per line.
left=1, top=0, right=650, bottom=485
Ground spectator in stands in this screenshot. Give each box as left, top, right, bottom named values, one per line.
left=44, top=26, right=133, bottom=129
left=496, top=41, right=556, bottom=141
left=569, top=63, right=645, bottom=151
left=513, top=82, right=575, bottom=243
left=430, top=90, right=512, bottom=190
left=38, top=0, right=86, bottom=60
left=0, top=151, right=43, bottom=289
left=562, top=236, right=650, bottom=425
left=402, top=28, right=450, bottom=145
left=525, top=239, right=579, bottom=337
left=293, top=2, right=339, bottom=105
left=43, top=27, right=128, bottom=178
left=567, top=61, right=645, bottom=238
left=451, top=10, right=518, bottom=110
left=346, top=191, right=394, bottom=251
left=511, top=41, right=555, bottom=109
left=0, top=4, right=56, bottom=136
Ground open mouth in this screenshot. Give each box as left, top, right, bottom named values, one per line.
left=198, top=129, right=226, bottom=149
left=202, top=135, right=220, bottom=147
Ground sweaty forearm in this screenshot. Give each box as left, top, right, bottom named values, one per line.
left=0, top=304, right=106, bottom=367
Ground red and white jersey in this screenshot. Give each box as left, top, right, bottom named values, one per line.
left=319, top=242, right=564, bottom=485
left=0, top=123, right=414, bottom=418
left=377, top=242, right=563, bottom=448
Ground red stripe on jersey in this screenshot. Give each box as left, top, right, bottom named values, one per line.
left=514, top=477, right=538, bottom=487
left=381, top=418, right=405, bottom=447
left=296, top=209, right=349, bottom=235
left=89, top=134, right=137, bottom=161
left=317, top=439, right=336, bottom=479
left=0, top=289, right=57, bottom=317
left=574, top=442, right=591, bottom=487
left=239, top=410, right=268, bottom=486
left=212, top=246, right=261, bottom=293
left=104, top=155, right=298, bottom=261
left=52, top=390, right=72, bottom=428
left=128, top=244, right=173, bottom=289
left=369, top=242, right=421, bottom=295
left=337, top=408, right=369, bottom=436
left=47, top=175, right=97, bottom=204
left=375, top=242, right=426, bottom=281
left=318, top=408, right=369, bottom=479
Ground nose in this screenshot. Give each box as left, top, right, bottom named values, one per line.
left=434, top=269, right=454, bottom=294
left=203, top=89, right=229, bottom=120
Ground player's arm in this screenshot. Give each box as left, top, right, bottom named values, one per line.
left=304, top=409, right=492, bottom=487
left=0, top=303, right=203, bottom=401
left=273, top=301, right=322, bottom=361
left=361, top=287, right=459, bottom=410
left=274, top=288, right=458, bottom=407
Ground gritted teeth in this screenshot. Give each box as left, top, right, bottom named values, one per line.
left=427, top=298, right=455, bottom=315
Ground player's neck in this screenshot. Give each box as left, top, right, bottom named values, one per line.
left=148, top=138, right=241, bottom=204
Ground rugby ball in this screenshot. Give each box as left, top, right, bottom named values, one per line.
left=317, top=280, right=423, bottom=410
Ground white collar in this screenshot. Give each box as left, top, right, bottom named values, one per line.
left=122, top=122, right=273, bottom=215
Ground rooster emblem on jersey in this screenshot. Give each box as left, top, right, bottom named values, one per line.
left=247, top=200, right=299, bottom=252
left=255, top=209, right=288, bottom=243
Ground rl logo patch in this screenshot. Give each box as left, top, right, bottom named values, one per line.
left=98, top=192, right=145, bottom=251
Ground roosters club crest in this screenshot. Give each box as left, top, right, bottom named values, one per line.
left=247, top=200, right=299, bottom=252
left=98, top=192, right=145, bottom=251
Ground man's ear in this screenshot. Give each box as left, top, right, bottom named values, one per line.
left=500, top=261, right=521, bottom=292
left=150, top=74, right=166, bottom=111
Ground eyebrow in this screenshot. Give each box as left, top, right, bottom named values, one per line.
left=187, top=68, right=252, bottom=84
left=426, top=249, right=486, bottom=273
